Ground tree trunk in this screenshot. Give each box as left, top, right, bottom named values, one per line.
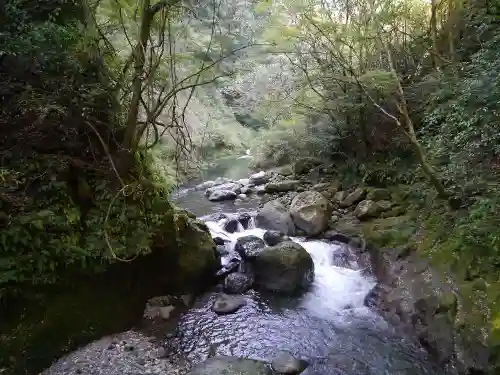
left=123, top=0, right=153, bottom=152
left=430, top=0, right=440, bottom=70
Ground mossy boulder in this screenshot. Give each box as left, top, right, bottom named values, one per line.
left=253, top=241, right=314, bottom=294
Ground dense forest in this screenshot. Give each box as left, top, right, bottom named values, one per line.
left=2, top=0, right=500, bottom=373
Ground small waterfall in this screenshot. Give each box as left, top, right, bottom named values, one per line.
left=204, top=213, right=376, bottom=319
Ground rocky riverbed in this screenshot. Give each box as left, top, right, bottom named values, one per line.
left=40, top=156, right=479, bottom=375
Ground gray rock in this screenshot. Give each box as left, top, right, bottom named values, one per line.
left=354, top=200, right=384, bottom=219
left=290, top=191, right=333, bottom=236
left=208, top=190, right=237, bottom=202
left=263, top=230, right=289, bottom=246
left=340, top=187, right=366, bottom=208
left=255, top=200, right=296, bottom=236
left=271, top=351, right=308, bottom=374
left=237, top=193, right=248, bottom=200
left=333, top=190, right=348, bottom=202
left=255, top=185, right=266, bottom=195
left=205, top=182, right=242, bottom=197
left=188, top=356, right=271, bottom=375
left=196, top=180, right=216, bottom=190
left=264, top=180, right=301, bottom=193
left=312, top=182, right=330, bottom=191
left=249, top=171, right=273, bottom=185
left=223, top=272, right=253, bottom=294
left=211, top=294, right=246, bottom=315
left=366, top=188, right=391, bottom=201
left=253, top=241, right=314, bottom=294
left=237, top=178, right=250, bottom=186
left=234, top=235, right=266, bottom=259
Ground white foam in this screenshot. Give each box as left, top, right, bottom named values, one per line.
left=205, top=218, right=376, bottom=320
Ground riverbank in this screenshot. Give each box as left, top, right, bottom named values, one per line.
left=187, top=156, right=500, bottom=374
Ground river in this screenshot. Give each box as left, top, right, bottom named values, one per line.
left=167, top=154, right=443, bottom=375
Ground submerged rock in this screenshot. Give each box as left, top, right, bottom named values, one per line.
left=223, top=272, right=253, bottom=294
left=188, top=356, right=271, bottom=375
left=289, top=191, right=333, bottom=236
left=271, top=351, right=309, bottom=374
left=253, top=241, right=314, bottom=294
left=211, top=294, right=246, bottom=315
left=255, top=200, right=296, bottom=236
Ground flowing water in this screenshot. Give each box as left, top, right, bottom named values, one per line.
left=169, top=155, right=443, bottom=375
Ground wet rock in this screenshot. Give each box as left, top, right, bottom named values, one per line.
left=240, top=186, right=252, bottom=195
left=208, top=190, right=237, bottom=202
left=255, top=185, right=266, bottom=195
left=238, top=213, right=253, bottom=229
left=322, top=231, right=352, bottom=245
left=263, top=230, right=289, bottom=246
left=215, top=245, right=229, bottom=257
left=238, top=178, right=250, bottom=186
left=211, top=294, right=246, bottom=315
left=234, top=235, right=266, bottom=259
left=249, top=171, right=273, bottom=185
left=340, top=187, right=366, bottom=208
left=290, top=191, right=333, bottom=236
left=255, top=200, right=296, bottom=236
left=237, top=193, right=248, bottom=200
left=271, top=351, right=309, bottom=374
left=253, top=241, right=314, bottom=294
left=223, top=272, right=253, bottom=294
left=224, top=219, right=240, bottom=233
left=213, top=237, right=226, bottom=246
left=216, top=258, right=241, bottom=278
left=264, top=180, right=301, bottom=193
left=187, top=356, right=271, bottom=375
left=366, top=188, right=391, bottom=201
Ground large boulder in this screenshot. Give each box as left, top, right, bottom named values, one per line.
left=289, top=191, right=333, bottom=236
left=253, top=241, right=314, bottom=294
left=255, top=200, right=296, bottom=236
left=340, top=187, right=366, bottom=208
left=293, top=157, right=323, bottom=175
left=234, top=235, right=266, bottom=259
left=188, top=356, right=271, bottom=375
left=264, top=180, right=301, bottom=193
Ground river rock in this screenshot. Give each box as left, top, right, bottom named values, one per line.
left=234, top=235, right=266, bottom=259
left=205, top=182, right=242, bottom=197
left=211, top=294, right=246, bottom=315
left=340, top=187, right=366, bottom=208
left=188, top=356, right=271, bottom=375
left=238, top=178, right=250, bottom=186
left=312, top=182, right=330, bottom=191
left=264, top=180, right=300, bottom=193
left=366, top=188, right=391, bottom=201
left=238, top=212, right=253, bottom=229
left=333, top=190, right=348, bottom=202
left=289, top=191, right=333, bottom=236
left=207, top=190, right=237, bottom=202
left=223, top=272, right=253, bottom=294
left=249, top=171, right=273, bottom=185
left=255, top=200, right=296, bottom=236
left=253, top=241, right=314, bottom=294
left=196, top=180, right=216, bottom=190
left=271, top=351, right=309, bottom=374
left=263, top=230, right=289, bottom=246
